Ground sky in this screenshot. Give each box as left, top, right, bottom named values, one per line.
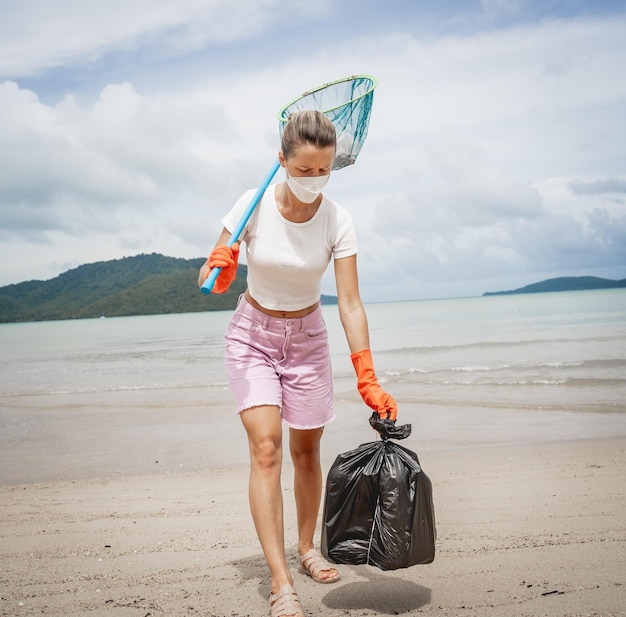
left=1, top=0, right=625, bottom=302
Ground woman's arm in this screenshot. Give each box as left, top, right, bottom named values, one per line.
left=334, top=254, right=369, bottom=353
left=335, top=254, right=398, bottom=420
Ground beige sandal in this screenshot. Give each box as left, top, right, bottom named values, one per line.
left=268, top=584, right=304, bottom=617
left=298, top=548, right=341, bottom=584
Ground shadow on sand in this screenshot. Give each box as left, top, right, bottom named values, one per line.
left=321, top=565, right=431, bottom=614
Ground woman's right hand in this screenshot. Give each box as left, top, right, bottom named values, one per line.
left=198, top=242, right=240, bottom=292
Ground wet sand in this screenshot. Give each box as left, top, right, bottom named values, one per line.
left=1, top=404, right=624, bottom=616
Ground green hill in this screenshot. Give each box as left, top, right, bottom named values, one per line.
left=0, top=253, right=337, bottom=323
left=483, top=276, right=626, bottom=296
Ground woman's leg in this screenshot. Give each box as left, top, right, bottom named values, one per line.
left=240, top=405, right=292, bottom=593
left=289, top=427, right=339, bottom=581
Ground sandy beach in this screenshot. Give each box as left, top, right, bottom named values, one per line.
left=1, top=429, right=624, bottom=617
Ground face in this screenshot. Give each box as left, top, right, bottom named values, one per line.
left=279, top=143, right=335, bottom=177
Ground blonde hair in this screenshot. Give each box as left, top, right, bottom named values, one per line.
left=280, top=110, right=336, bottom=160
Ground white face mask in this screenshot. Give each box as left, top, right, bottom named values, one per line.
left=285, top=170, right=330, bottom=203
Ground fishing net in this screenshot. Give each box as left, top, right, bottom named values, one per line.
left=278, top=75, right=378, bottom=170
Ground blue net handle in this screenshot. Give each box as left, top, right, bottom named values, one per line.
left=278, top=75, right=378, bottom=170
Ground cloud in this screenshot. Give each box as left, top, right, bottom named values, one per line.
left=0, top=3, right=625, bottom=298
left=569, top=177, right=626, bottom=195
left=0, top=80, right=236, bottom=235
left=0, top=0, right=333, bottom=77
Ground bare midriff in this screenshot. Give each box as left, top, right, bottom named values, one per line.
left=244, top=290, right=319, bottom=319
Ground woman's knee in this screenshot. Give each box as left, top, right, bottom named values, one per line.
left=250, top=433, right=282, bottom=472
left=240, top=406, right=283, bottom=471
left=290, top=429, right=323, bottom=472
left=240, top=406, right=283, bottom=470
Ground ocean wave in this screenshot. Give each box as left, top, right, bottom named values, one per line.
left=391, top=375, right=626, bottom=388
left=0, top=381, right=232, bottom=398
left=377, top=334, right=624, bottom=356
left=377, top=358, right=622, bottom=379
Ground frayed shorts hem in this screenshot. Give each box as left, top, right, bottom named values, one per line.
left=284, top=414, right=336, bottom=431
left=236, top=403, right=336, bottom=431
left=235, top=401, right=278, bottom=415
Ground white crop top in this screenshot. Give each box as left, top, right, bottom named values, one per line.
left=221, top=185, right=357, bottom=311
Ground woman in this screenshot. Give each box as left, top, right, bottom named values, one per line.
left=198, top=110, right=397, bottom=617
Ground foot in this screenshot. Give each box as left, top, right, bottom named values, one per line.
left=269, top=584, right=304, bottom=617
left=298, top=547, right=340, bottom=584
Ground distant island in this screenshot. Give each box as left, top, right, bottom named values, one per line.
left=483, top=276, right=626, bottom=296
left=1, top=257, right=623, bottom=323
left=0, top=253, right=337, bottom=324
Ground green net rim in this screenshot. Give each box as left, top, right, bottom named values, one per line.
left=277, top=74, right=378, bottom=124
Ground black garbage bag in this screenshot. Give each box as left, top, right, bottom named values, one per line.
left=321, top=413, right=436, bottom=570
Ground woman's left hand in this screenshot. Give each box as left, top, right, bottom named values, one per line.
left=351, top=349, right=398, bottom=421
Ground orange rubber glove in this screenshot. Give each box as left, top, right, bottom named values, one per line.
left=351, top=349, right=397, bottom=421
left=205, top=243, right=240, bottom=294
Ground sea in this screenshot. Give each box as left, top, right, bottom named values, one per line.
left=1, top=289, right=625, bottom=484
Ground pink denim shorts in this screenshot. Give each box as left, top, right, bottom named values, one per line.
left=224, top=295, right=335, bottom=429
